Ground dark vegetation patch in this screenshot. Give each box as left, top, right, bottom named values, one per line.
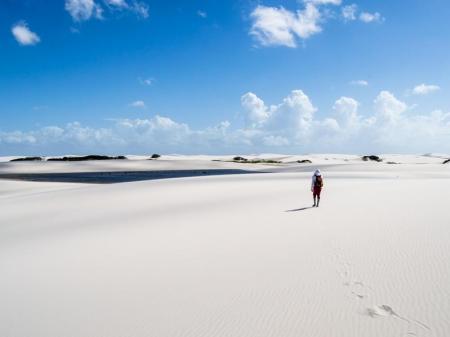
left=251, top=159, right=281, bottom=164
left=231, top=156, right=281, bottom=164
left=443, top=159, right=450, bottom=164
left=297, top=159, right=312, bottom=164
left=386, top=161, right=398, bottom=164
left=10, top=157, right=43, bottom=162
left=150, top=154, right=161, bottom=159
left=47, top=155, right=127, bottom=161
left=362, top=155, right=383, bottom=162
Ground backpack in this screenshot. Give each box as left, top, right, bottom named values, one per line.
left=314, top=176, right=323, bottom=188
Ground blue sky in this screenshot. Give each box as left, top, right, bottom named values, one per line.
left=1, top=0, right=450, bottom=155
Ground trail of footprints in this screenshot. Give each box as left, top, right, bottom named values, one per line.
left=333, top=248, right=432, bottom=337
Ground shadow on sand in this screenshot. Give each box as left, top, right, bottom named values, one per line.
left=285, top=206, right=314, bottom=212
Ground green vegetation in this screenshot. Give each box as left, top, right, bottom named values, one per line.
left=47, top=155, right=126, bottom=161
left=10, top=157, right=43, bottom=162
left=362, top=155, right=383, bottom=162
left=232, top=156, right=281, bottom=164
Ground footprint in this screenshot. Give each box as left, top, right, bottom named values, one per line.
left=333, top=248, right=432, bottom=336
left=365, top=304, right=397, bottom=318
left=365, top=304, right=431, bottom=336
left=351, top=281, right=368, bottom=299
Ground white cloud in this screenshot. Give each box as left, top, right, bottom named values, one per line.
left=342, top=4, right=357, bottom=21
left=320, top=117, right=340, bottom=132
left=3, top=90, right=450, bottom=154
left=412, top=84, right=440, bottom=95
left=11, top=22, right=40, bottom=46
left=250, top=2, right=382, bottom=47
left=270, top=89, right=316, bottom=137
left=342, top=5, right=384, bottom=24
left=65, top=0, right=148, bottom=21
left=241, top=92, right=270, bottom=126
left=105, top=0, right=127, bottom=7
left=359, top=11, right=382, bottom=23
left=263, top=135, right=290, bottom=146
left=130, top=100, right=146, bottom=108
left=305, top=0, right=341, bottom=5
left=0, top=131, right=37, bottom=144
left=0, top=123, right=118, bottom=147
left=116, top=116, right=190, bottom=145
left=65, top=0, right=103, bottom=21
left=139, top=78, right=153, bottom=86
left=250, top=3, right=322, bottom=48
left=242, top=90, right=317, bottom=144
left=374, top=91, right=407, bottom=124
left=197, top=10, right=207, bottom=18
left=131, top=1, right=149, bottom=19
left=333, top=96, right=360, bottom=130
left=350, top=79, right=369, bottom=86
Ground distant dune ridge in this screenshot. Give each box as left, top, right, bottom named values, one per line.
left=0, top=154, right=450, bottom=337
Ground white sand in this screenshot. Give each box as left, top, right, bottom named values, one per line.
left=1, top=155, right=450, bottom=337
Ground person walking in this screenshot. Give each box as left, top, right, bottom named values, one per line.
left=311, top=169, right=323, bottom=207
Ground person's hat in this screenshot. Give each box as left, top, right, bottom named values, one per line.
left=314, top=169, right=321, bottom=176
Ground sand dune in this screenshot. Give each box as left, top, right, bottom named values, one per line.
left=1, top=155, right=449, bottom=337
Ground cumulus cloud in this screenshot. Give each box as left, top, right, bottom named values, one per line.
left=241, top=92, right=270, bottom=126
left=2, top=90, right=450, bottom=154
left=65, top=0, right=148, bottom=21
left=65, top=0, right=103, bottom=21
left=249, top=1, right=382, bottom=47
left=11, top=22, right=40, bottom=46
left=115, top=116, right=190, bottom=146
left=374, top=90, right=407, bottom=124
left=412, top=83, right=440, bottom=95
left=242, top=90, right=317, bottom=131
left=241, top=90, right=317, bottom=144
left=333, top=96, right=360, bottom=130
left=270, top=89, right=316, bottom=139
left=359, top=11, right=382, bottom=23
left=249, top=3, right=322, bottom=47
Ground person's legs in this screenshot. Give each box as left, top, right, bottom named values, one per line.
left=313, top=194, right=317, bottom=207
left=316, top=188, right=321, bottom=207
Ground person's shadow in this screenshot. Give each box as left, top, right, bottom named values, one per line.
left=285, top=206, right=314, bottom=212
